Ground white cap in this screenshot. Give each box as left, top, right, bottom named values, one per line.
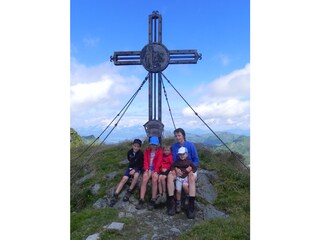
left=178, top=147, right=188, bottom=154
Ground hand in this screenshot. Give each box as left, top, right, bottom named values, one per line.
left=175, top=167, right=183, bottom=177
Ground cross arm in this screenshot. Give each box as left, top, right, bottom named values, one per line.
left=110, top=51, right=141, bottom=65
left=169, top=50, right=202, bottom=64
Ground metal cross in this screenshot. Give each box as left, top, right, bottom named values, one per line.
left=110, top=11, right=201, bottom=138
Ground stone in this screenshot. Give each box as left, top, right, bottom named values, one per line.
left=85, top=233, right=99, bottom=240
left=107, top=222, right=124, bottom=231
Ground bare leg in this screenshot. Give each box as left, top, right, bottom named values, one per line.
left=158, top=175, right=163, bottom=194
left=182, top=184, right=189, bottom=196
left=140, top=171, right=151, bottom=200
left=167, top=170, right=176, bottom=196
left=176, top=190, right=182, bottom=201
left=151, top=172, right=159, bottom=199
left=161, top=175, right=167, bottom=194
left=188, top=172, right=197, bottom=197
left=115, top=176, right=129, bottom=194
left=129, top=172, right=140, bottom=190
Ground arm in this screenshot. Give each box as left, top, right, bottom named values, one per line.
left=154, top=148, right=163, bottom=173
left=135, top=151, right=144, bottom=171
left=188, top=142, right=200, bottom=167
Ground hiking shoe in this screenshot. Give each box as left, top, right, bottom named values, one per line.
left=176, top=201, right=181, bottom=213
left=184, top=196, right=189, bottom=206
left=136, top=199, right=145, bottom=210
left=148, top=199, right=156, bottom=210
left=187, top=201, right=195, bottom=219
left=123, top=189, right=132, bottom=202
left=167, top=198, right=176, bottom=216
left=155, top=194, right=162, bottom=205
left=161, top=192, right=167, bottom=204
left=109, top=194, right=118, bottom=207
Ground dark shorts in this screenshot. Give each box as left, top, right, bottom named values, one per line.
left=159, top=170, right=170, bottom=176
left=124, top=168, right=141, bottom=177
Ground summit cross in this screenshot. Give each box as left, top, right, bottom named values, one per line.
left=110, top=11, right=201, bottom=138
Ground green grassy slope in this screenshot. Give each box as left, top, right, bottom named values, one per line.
left=70, top=137, right=250, bottom=239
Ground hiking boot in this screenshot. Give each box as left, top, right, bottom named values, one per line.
left=148, top=199, right=156, bottom=210
left=184, top=196, right=189, bottom=206
left=187, top=200, right=195, bottom=219
left=161, top=192, right=167, bottom=204
left=136, top=199, right=145, bottom=210
left=167, top=197, right=176, bottom=216
left=123, top=189, right=133, bottom=202
left=109, top=193, right=118, bottom=207
left=176, top=201, right=181, bottom=213
left=155, top=194, right=162, bottom=205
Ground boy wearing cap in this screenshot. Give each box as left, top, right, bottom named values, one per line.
left=136, top=136, right=163, bottom=210
left=109, top=139, right=144, bottom=207
left=170, top=147, right=197, bottom=218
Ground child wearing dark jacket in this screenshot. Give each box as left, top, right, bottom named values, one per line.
left=109, top=139, right=143, bottom=207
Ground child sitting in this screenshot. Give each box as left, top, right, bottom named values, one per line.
left=170, top=146, right=197, bottom=218
left=109, top=139, right=143, bottom=207
left=155, top=145, right=173, bottom=205
left=136, top=136, right=163, bottom=210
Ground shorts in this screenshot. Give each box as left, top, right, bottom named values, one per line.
left=175, top=171, right=197, bottom=191
left=124, top=168, right=141, bottom=177
left=175, top=176, right=189, bottom=191
left=159, top=170, right=170, bottom=176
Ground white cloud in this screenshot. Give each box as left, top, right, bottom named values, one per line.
left=196, top=63, right=250, bottom=100
left=70, top=61, right=250, bottom=136
left=70, top=60, right=145, bottom=130
left=180, top=64, right=250, bottom=130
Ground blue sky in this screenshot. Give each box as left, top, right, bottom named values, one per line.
left=70, top=0, right=250, bottom=139
left=2, top=1, right=320, bottom=239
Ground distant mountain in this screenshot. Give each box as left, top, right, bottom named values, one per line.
left=188, top=132, right=250, bottom=165
left=81, top=135, right=99, bottom=145
left=72, top=125, right=250, bottom=143
left=71, top=126, right=250, bottom=165
left=70, top=128, right=83, bottom=147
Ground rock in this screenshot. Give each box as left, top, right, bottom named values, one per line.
left=196, top=169, right=217, bottom=203
left=106, top=171, right=117, bottom=180
left=76, top=172, right=95, bottom=185
left=85, top=233, right=99, bottom=240
left=91, top=183, right=100, bottom=195
left=92, top=198, right=108, bottom=209
left=107, top=222, right=124, bottom=231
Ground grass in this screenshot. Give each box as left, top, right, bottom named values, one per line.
left=177, top=145, right=250, bottom=239
left=70, top=138, right=250, bottom=239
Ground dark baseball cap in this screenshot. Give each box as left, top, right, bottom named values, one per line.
left=132, top=139, right=142, bottom=146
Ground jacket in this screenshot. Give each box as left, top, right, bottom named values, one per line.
left=170, top=159, right=197, bottom=178
left=143, top=146, right=163, bottom=173
left=160, top=153, right=173, bottom=171
left=127, top=149, right=144, bottom=171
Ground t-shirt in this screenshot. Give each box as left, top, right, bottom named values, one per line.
left=171, top=141, right=199, bottom=167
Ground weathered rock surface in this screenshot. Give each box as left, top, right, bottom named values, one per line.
left=89, top=168, right=227, bottom=239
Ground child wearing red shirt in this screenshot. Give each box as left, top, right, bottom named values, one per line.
left=155, top=145, right=173, bottom=205
left=136, top=136, right=163, bottom=211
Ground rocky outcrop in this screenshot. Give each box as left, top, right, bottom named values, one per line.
left=89, top=168, right=227, bottom=239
